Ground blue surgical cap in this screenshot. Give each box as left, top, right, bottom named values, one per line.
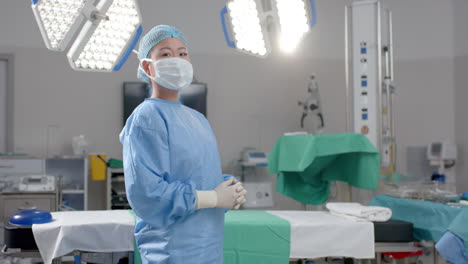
left=137, top=25, right=188, bottom=83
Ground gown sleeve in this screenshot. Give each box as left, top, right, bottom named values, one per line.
left=121, top=123, right=197, bottom=229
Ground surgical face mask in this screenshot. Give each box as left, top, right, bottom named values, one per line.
left=140, top=57, right=193, bottom=91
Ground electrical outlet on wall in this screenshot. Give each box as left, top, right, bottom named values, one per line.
left=242, top=182, right=274, bottom=208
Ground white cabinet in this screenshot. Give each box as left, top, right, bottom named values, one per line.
left=0, top=158, right=44, bottom=176
left=46, top=157, right=88, bottom=210
left=0, top=193, right=58, bottom=223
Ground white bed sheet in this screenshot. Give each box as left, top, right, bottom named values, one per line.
left=268, top=210, right=375, bottom=259
left=32, top=210, right=135, bottom=264
left=31, top=210, right=374, bottom=263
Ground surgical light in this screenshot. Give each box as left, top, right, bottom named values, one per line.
left=221, top=0, right=317, bottom=57
left=32, top=0, right=91, bottom=51
left=68, top=0, right=142, bottom=71
left=223, top=0, right=270, bottom=57
left=31, top=0, right=143, bottom=72
left=276, top=0, right=311, bottom=53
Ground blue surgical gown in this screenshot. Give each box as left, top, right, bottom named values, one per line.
left=120, top=98, right=226, bottom=264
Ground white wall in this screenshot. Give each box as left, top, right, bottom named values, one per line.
left=0, top=0, right=458, bottom=208
left=384, top=0, right=454, bottom=60
left=0, top=60, right=7, bottom=153
left=382, top=0, right=456, bottom=179
left=453, top=0, right=468, bottom=193
left=453, top=0, right=468, bottom=57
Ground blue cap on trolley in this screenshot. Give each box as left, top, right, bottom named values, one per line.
left=9, top=210, right=52, bottom=226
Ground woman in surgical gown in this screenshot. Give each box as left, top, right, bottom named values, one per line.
left=120, top=25, right=247, bottom=264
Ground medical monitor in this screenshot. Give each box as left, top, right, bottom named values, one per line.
left=123, top=82, right=207, bottom=125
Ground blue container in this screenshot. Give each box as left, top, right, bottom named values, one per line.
left=9, top=210, right=52, bottom=226
left=431, top=173, right=446, bottom=183
left=461, top=192, right=468, bottom=201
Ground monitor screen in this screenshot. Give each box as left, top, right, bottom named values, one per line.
left=123, top=82, right=207, bottom=125
left=179, top=82, right=207, bottom=117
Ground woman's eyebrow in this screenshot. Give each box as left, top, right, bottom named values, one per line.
left=159, top=47, right=172, bottom=51
left=178, top=47, right=187, bottom=51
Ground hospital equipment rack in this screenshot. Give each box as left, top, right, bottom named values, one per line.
left=106, top=168, right=130, bottom=210
left=0, top=156, right=88, bottom=210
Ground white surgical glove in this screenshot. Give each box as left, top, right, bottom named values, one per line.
left=233, top=184, right=247, bottom=209
left=196, top=178, right=245, bottom=209
left=196, top=190, right=217, bottom=209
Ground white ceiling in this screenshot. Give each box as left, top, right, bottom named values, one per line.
left=0, top=0, right=459, bottom=59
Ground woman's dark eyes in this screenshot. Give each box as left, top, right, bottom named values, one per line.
left=160, top=52, right=187, bottom=57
